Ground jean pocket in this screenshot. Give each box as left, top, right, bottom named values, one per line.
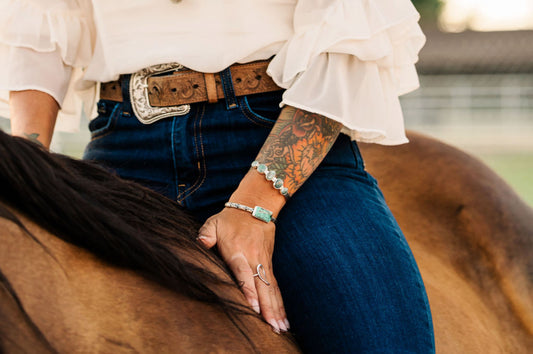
left=89, top=101, right=121, bottom=140
left=239, top=90, right=283, bottom=127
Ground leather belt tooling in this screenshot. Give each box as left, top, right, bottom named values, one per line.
left=100, top=60, right=282, bottom=124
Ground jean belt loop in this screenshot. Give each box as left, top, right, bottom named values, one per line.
left=120, top=74, right=133, bottom=117
left=220, top=67, right=238, bottom=110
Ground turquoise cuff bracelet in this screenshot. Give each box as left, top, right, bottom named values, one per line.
left=224, top=202, right=276, bottom=224
left=251, top=161, right=290, bottom=198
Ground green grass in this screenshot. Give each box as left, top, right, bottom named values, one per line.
left=476, top=153, right=533, bottom=207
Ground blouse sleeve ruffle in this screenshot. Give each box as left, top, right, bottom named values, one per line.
left=0, top=0, right=93, bottom=66
left=267, top=0, right=426, bottom=145
left=0, top=0, right=96, bottom=132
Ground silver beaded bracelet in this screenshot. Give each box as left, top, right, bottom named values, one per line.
left=251, top=161, right=290, bottom=198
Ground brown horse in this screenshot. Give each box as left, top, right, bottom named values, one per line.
left=361, top=132, right=533, bottom=353
left=0, top=130, right=532, bottom=353
left=0, top=131, right=298, bottom=353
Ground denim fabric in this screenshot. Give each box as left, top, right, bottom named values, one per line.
left=84, top=73, right=435, bottom=353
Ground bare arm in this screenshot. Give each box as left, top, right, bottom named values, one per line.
left=199, top=105, right=343, bottom=332
left=227, top=106, right=343, bottom=214
left=255, top=105, right=343, bottom=198
left=9, top=90, right=59, bottom=149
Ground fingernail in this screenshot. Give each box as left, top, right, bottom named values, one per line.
left=268, top=319, right=280, bottom=334
left=251, top=299, right=260, bottom=314
left=278, top=320, right=287, bottom=332
left=284, top=318, right=290, bottom=330
left=196, top=235, right=208, bottom=241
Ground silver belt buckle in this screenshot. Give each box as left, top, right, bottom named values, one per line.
left=129, top=63, right=191, bottom=124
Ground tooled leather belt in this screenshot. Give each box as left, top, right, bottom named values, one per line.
left=100, top=60, right=282, bottom=107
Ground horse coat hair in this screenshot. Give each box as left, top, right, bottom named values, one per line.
left=0, top=130, right=298, bottom=353
left=0, top=130, right=532, bottom=353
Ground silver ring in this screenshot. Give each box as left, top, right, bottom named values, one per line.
left=252, top=264, right=270, bottom=286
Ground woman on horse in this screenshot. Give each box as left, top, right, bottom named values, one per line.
left=1, top=0, right=434, bottom=352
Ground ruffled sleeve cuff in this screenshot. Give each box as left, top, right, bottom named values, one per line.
left=0, top=46, right=72, bottom=105
left=0, top=0, right=96, bottom=132
left=0, top=0, right=94, bottom=66
left=267, top=0, right=425, bottom=145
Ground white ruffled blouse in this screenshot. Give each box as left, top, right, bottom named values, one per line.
left=0, top=0, right=425, bottom=144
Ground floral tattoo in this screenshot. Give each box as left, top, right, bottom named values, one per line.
left=256, top=107, right=343, bottom=195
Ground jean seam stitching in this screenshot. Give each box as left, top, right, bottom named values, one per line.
left=413, top=263, right=436, bottom=351
left=238, top=97, right=275, bottom=128
left=177, top=105, right=207, bottom=201
left=177, top=106, right=201, bottom=198
left=171, top=116, right=180, bottom=200
left=243, top=96, right=278, bottom=124
left=178, top=106, right=207, bottom=200
left=90, top=103, right=121, bottom=141
left=221, top=69, right=238, bottom=110
left=350, top=141, right=376, bottom=185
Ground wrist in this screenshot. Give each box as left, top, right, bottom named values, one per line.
left=229, top=169, right=286, bottom=217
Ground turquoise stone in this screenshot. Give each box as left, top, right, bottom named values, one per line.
left=257, top=164, right=267, bottom=173
left=251, top=161, right=259, bottom=168
left=266, top=170, right=276, bottom=181
left=273, top=179, right=284, bottom=189
left=252, top=206, right=273, bottom=223
left=280, top=187, right=289, bottom=196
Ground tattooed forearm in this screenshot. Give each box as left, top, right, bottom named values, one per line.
left=256, top=106, right=343, bottom=196
left=23, top=133, right=44, bottom=146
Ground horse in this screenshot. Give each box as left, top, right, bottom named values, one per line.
left=0, top=129, right=531, bottom=353
left=0, top=130, right=298, bottom=353
left=360, top=132, right=533, bottom=353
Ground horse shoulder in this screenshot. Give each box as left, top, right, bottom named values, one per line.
left=0, top=213, right=57, bottom=353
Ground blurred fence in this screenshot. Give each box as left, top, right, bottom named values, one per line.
left=402, top=73, right=533, bottom=153
left=402, top=29, right=533, bottom=205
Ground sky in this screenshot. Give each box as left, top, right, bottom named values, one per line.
left=441, top=0, right=533, bottom=31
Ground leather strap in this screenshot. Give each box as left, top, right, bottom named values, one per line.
left=100, top=60, right=282, bottom=106
left=204, top=72, right=218, bottom=104
left=100, top=81, right=123, bottom=102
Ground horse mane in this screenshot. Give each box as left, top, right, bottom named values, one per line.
left=0, top=130, right=256, bottom=332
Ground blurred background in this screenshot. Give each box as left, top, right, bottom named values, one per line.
left=1, top=0, right=532, bottom=206
left=406, top=0, right=533, bottom=206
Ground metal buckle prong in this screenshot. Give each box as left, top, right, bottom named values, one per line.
left=129, top=63, right=191, bottom=124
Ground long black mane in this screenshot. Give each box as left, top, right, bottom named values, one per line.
left=0, top=130, right=258, bottom=343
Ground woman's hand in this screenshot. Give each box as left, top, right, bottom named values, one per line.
left=197, top=206, right=289, bottom=333
left=196, top=106, right=342, bottom=334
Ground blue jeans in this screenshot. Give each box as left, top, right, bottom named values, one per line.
left=84, top=69, right=435, bottom=353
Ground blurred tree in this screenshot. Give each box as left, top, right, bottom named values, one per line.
left=412, top=0, right=444, bottom=24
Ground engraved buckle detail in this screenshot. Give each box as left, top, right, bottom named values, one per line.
left=129, top=63, right=191, bottom=124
